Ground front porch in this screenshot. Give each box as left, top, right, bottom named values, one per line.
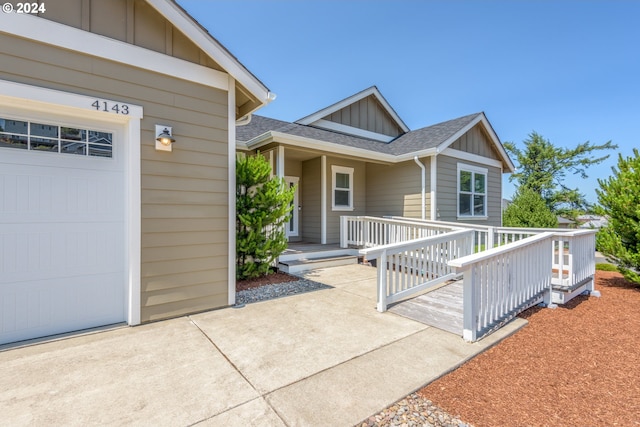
left=282, top=216, right=598, bottom=342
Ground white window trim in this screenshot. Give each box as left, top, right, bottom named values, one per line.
left=0, top=79, right=142, bottom=325
left=457, top=163, right=488, bottom=220
left=331, top=165, right=354, bottom=211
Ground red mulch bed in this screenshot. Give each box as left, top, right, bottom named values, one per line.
left=418, top=271, right=640, bottom=426
left=236, top=271, right=299, bottom=292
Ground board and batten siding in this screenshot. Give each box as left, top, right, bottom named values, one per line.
left=436, top=155, right=502, bottom=227
left=325, top=95, right=403, bottom=137
left=0, top=34, right=232, bottom=322
left=365, top=160, right=430, bottom=219
left=449, top=125, right=500, bottom=161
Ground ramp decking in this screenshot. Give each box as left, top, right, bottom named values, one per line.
left=388, top=281, right=464, bottom=336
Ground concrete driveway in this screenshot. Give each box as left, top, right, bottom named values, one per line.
left=0, top=264, right=525, bottom=426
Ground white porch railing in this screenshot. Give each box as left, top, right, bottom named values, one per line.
left=386, top=216, right=571, bottom=252
left=448, top=233, right=555, bottom=342
left=359, top=229, right=475, bottom=312
left=551, top=229, right=598, bottom=293
left=340, top=216, right=458, bottom=249
left=448, top=229, right=597, bottom=341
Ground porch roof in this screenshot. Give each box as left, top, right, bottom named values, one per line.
left=238, top=113, right=479, bottom=155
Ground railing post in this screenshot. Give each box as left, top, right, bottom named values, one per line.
left=340, top=216, right=348, bottom=248
left=363, top=217, right=370, bottom=247
left=462, top=266, right=477, bottom=342
left=487, top=226, right=495, bottom=249
left=377, top=250, right=388, bottom=312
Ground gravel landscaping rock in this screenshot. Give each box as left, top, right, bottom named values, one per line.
left=357, top=393, right=472, bottom=427
left=236, top=278, right=332, bottom=305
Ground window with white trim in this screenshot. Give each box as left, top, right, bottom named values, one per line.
left=457, top=164, right=487, bottom=218
left=0, top=117, right=113, bottom=158
left=331, top=165, right=354, bottom=211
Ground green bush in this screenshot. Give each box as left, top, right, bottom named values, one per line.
left=503, top=186, right=558, bottom=228
left=236, top=153, right=295, bottom=280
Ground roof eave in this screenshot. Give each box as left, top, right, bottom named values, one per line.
left=148, top=0, right=273, bottom=111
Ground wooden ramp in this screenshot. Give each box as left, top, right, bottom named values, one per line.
left=388, top=281, right=464, bottom=336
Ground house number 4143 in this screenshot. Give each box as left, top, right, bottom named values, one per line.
left=91, top=100, right=130, bottom=115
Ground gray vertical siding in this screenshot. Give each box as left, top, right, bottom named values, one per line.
left=449, top=125, right=500, bottom=160
left=326, top=95, right=403, bottom=137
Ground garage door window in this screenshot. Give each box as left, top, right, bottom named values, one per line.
left=0, top=118, right=113, bottom=158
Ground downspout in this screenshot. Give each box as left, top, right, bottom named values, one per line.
left=414, top=156, right=426, bottom=220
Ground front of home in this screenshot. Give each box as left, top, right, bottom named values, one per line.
left=0, top=2, right=518, bottom=347
left=236, top=87, right=515, bottom=244
left=0, top=0, right=272, bottom=345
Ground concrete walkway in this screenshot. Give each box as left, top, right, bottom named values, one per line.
left=0, top=264, right=526, bottom=427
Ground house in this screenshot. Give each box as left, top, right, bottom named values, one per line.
left=237, top=86, right=515, bottom=244
left=557, top=216, right=577, bottom=229
left=577, top=214, right=608, bottom=229
left=0, top=1, right=272, bottom=345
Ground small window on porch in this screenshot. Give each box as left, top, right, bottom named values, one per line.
left=457, top=163, right=487, bottom=218
left=332, top=165, right=354, bottom=211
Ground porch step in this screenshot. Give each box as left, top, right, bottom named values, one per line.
left=279, top=254, right=358, bottom=274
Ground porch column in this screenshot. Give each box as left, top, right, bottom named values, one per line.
left=430, top=155, right=437, bottom=220
left=321, top=155, right=327, bottom=244
left=277, top=145, right=285, bottom=179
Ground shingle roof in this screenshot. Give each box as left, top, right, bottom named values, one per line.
left=237, top=113, right=483, bottom=156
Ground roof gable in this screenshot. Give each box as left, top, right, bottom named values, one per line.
left=7, top=0, right=271, bottom=118
left=295, top=86, right=409, bottom=142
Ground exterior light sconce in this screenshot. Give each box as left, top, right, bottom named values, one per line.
left=155, top=125, right=175, bottom=152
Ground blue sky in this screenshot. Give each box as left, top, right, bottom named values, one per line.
left=180, top=0, right=639, bottom=205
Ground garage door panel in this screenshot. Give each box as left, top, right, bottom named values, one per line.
left=1, top=271, right=124, bottom=344
left=1, top=222, right=124, bottom=282
left=1, top=165, right=122, bottom=222
left=1, top=126, right=126, bottom=345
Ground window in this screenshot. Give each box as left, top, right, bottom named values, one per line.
left=0, top=117, right=113, bottom=158
left=331, top=165, right=354, bottom=211
left=457, top=164, right=487, bottom=218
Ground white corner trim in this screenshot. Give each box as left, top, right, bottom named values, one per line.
left=442, top=147, right=503, bottom=169
left=146, top=0, right=271, bottom=103
left=126, top=117, right=142, bottom=326
left=296, top=86, right=409, bottom=132
left=0, top=12, right=229, bottom=92
left=321, top=156, right=327, bottom=244
left=430, top=155, right=437, bottom=220
left=311, top=119, right=396, bottom=142
left=227, top=76, right=236, bottom=306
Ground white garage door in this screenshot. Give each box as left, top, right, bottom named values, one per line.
left=0, top=116, right=126, bottom=345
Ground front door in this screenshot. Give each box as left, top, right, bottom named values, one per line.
left=285, top=176, right=299, bottom=238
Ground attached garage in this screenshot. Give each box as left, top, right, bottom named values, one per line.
left=0, top=85, right=142, bottom=345
left=0, top=1, right=272, bottom=345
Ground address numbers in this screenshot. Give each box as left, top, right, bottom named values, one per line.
left=91, top=100, right=130, bottom=115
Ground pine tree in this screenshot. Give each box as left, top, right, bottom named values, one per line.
left=596, top=148, right=640, bottom=285
left=503, top=186, right=558, bottom=228
left=504, top=132, right=617, bottom=215
left=236, top=153, right=295, bottom=280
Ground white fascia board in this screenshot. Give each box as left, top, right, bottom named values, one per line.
left=442, top=148, right=504, bottom=169
left=479, top=114, right=516, bottom=173
left=435, top=113, right=515, bottom=173
left=0, top=12, right=229, bottom=92
left=311, top=119, right=395, bottom=142
left=146, top=0, right=271, bottom=105
left=245, top=131, right=437, bottom=163
left=296, top=86, right=410, bottom=132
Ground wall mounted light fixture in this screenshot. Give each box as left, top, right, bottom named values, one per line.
left=155, top=125, right=175, bottom=152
